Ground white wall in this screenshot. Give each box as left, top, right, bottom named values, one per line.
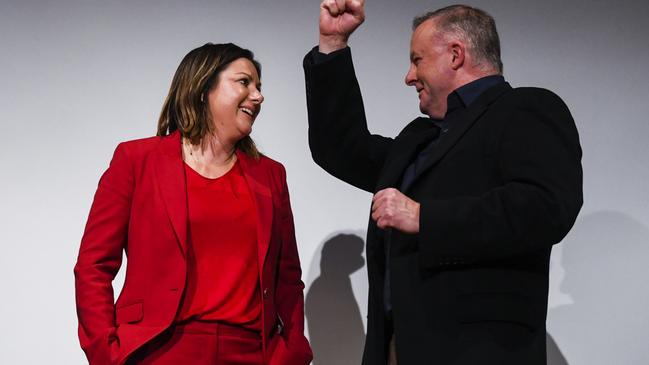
left=1, top=0, right=648, bottom=364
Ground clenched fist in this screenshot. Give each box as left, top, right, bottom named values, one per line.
left=371, top=188, right=420, bottom=234
left=319, top=0, right=365, bottom=53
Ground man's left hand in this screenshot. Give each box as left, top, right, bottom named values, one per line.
left=371, top=188, right=420, bottom=233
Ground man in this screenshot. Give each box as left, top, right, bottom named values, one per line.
left=303, top=1, right=582, bottom=364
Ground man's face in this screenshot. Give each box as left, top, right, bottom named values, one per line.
left=405, top=19, right=455, bottom=119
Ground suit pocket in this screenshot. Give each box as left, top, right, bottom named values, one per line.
left=88, top=327, right=119, bottom=365
left=455, top=292, right=537, bottom=330
left=116, top=301, right=143, bottom=325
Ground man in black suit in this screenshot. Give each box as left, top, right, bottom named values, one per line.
left=303, top=1, right=582, bottom=364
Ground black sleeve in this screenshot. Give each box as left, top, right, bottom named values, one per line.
left=303, top=46, right=393, bottom=193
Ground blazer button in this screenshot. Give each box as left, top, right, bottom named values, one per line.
left=263, top=288, right=269, bottom=298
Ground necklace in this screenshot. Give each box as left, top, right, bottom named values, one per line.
left=182, top=138, right=202, bottom=166
left=182, top=137, right=236, bottom=168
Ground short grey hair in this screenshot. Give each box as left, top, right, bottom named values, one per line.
left=413, top=5, right=503, bottom=73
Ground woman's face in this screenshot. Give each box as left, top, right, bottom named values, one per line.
left=207, top=58, right=263, bottom=145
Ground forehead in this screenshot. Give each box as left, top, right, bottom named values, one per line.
left=410, top=18, right=440, bottom=52
left=222, top=58, right=260, bottom=79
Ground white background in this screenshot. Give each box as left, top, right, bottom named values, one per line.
left=1, top=0, right=648, bottom=364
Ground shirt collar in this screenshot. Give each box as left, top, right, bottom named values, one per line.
left=450, top=74, right=505, bottom=112
left=430, top=75, right=505, bottom=131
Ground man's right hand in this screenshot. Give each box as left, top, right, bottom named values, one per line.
left=319, top=0, right=365, bottom=54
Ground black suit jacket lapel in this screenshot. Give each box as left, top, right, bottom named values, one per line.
left=375, top=117, right=439, bottom=191
left=410, top=82, right=513, bottom=185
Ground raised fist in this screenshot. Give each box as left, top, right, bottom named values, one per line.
left=319, top=0, right=365, bottom=53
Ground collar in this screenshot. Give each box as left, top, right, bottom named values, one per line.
left=450, top=74, right=506, bottom=112
left=431, top=75, right=506, bottom=130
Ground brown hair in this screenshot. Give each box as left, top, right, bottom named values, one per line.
left=157, top=43, right=262, bottom=159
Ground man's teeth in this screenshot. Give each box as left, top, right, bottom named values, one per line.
left=241, top=107, right=254, bottom=116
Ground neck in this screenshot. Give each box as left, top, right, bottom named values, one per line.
left=456, top=69, right=499, bottom=89
left=193, top=133, right=237, bottom=161
left=183, top=134, right=238, bottom=178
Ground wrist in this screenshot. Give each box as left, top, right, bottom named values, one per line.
left=318, top=34, right=348, bottom=54
left=412, top=201, right=421, bottom=233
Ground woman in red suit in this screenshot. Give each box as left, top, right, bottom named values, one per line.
left=74, top=43, right=312, bottom=365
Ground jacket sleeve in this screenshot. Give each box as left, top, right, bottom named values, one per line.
left=418, top=89, right=583, bottom=267
left=74, top=143, right=133, bottom=365
left=303, top=47, right=393, bottom=193
left=269, top=164, right=313, bottom=365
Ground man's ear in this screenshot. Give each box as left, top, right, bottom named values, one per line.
left=449, top=42, right=465, bottom=70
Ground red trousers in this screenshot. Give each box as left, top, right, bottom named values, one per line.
left=126, top=321, right=263, bottom=365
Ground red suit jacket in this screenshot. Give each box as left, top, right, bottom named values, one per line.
left=74, top=131, right=312, bottom=365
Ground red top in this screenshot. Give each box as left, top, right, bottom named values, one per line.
left=177, top=160, right=261, bottom=330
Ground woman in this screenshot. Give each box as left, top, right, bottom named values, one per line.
left=74, top=43, right=312, bottom=365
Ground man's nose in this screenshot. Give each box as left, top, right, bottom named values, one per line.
left=405, top=65, right=417, bottom=86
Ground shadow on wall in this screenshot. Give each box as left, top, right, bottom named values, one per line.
left=547, top=211, right=649, bottom=365
left=546, top=332, right=569, bottom=365
left=305, top=233, right=366, bottom=365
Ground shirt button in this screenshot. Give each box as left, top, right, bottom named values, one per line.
left=263, top=288, right=269, bottom=298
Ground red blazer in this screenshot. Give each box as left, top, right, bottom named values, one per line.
left=74, top=131, right=312, bottom=365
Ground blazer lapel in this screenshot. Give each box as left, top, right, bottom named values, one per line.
left=237, top=151, right=273, bottom=273
left=375, top=117, right=439, bottom=191
left=154, top=131, right=188, bottom=258
left=411, top=82, right=512, bottom=185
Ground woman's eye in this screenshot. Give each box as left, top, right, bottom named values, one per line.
left=238, top=79, right=250, bottom=86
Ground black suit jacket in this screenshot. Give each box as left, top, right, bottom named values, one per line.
left=303, top=48, right=582, bottom=365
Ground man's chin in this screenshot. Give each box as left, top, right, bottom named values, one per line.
left=420, top=105, right=443, bottom=120
left=419, top=106, right=434, bottom=119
